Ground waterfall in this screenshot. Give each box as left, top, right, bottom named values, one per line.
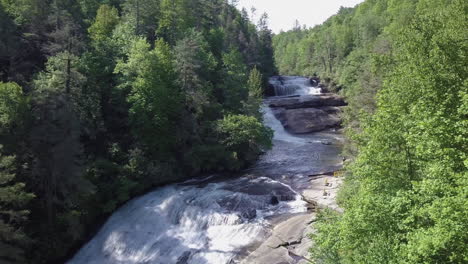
left=68, top=178, right=306, bottom=264
left=261, top=105, right=306, bottom=144
left=269, top=76, right=321, bottom=96
left=67, top=106, right=310, bottom=264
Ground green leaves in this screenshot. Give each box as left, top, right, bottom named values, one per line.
left=1, top=0, right=277, bottom=262
left=88, top=4, right=119, bottom=42
left=120, top=38, right=182, bottom=159
left=0, top=146, right=34, bottom=264
left=216, top=114, right=272, bottom=169
left=310, top=0, right=468, bottom=263
left=221, top=49, right=248, bottom=112
left=0, top=83, right=27, bottom=133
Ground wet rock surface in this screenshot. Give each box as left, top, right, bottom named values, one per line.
left=274, top=107, right=342, bottom=134
left=241, top=176, right=343, bottom=264
left=241, top=214, right=314, bottom=264
left=266, top=94, right=346, bottom=135
left=267, top=94, right=346, bottom=109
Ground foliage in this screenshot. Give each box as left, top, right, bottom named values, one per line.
left=0, top=147, right=34, bottom=264
left=306, top=0, right=468, bottom=263
left=174, top=29, right=217, bottom=115
left=0, top=0, right=276, bottom=262
left=88, top=4, right=119, bottom=42
left=0, top=82, right=34, bottom=263
left=221, top=49, right=249, bottom=112
left=126, top=39, right=182, bottom=159
left=0, top=83, right=28, bottom=134
left=243, top=67, right=264, bottom=119
left=216, top=114, right=273, bottom=170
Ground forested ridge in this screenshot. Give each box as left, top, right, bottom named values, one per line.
left=0, top=0, right=276, bottom=263
left=274, top=0, right=467, bottom=263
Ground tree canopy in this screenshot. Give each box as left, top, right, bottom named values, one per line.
left=0, top=0, right=276, bottom=262
left=273, top=0, right=467, bottom=263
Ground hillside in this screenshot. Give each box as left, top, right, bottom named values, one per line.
left=273, top=0, right=467, bottom=263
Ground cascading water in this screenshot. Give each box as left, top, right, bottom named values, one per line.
left=269, top=76, right=321, bottom=96
left=68, top=177, right=306, bottom=264
left=261, top=105, right=306, bottom=144
left=68, top=76, right=341, bottom=264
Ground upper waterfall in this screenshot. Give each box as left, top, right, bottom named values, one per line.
left=269, top=76, right=321, bottom=96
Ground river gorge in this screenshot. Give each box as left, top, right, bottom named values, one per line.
left=68, top=76, right=346, bottom=264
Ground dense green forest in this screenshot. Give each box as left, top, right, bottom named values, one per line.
left=0, top=0, right=276, bottom=262
left=274, top=0, right=467, bottom=263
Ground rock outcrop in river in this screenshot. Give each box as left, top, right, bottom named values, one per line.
left=266, top=89, right=346, bottom=134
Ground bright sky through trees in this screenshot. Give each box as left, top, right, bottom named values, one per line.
left=237, top=0, right=364, bottom=33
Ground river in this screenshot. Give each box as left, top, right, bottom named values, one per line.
left=68, top=76, right=344, bottom=264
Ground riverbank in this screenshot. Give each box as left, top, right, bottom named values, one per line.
left=240, top=172, right=343, bottom=264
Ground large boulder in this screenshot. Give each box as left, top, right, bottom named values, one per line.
left=274, top=107, right=342, bottom=134
left=267, top=94, right=346, bottom=109
left=240, top=214, right=314, bottom=264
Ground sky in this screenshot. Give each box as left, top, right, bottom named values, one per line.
left=237, top=0, right=365, bottom=33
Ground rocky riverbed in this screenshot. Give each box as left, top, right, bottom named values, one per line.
left=240, top=76, right=345, bottom=264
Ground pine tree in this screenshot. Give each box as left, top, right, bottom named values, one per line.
left=0, top=82, right=34, bottom=264
left=0, top=148, right=34, bottom=264
left=174, top=29, right=217, bottom=115
left=243, top=67, right=263, bottom=119
left=221, top=49, right=248, bottom=112
left=122, top=0, right=160, bottom=40
left=30, top=53, right=94, bottom=259
left=88, top=4, right=119, bottom=42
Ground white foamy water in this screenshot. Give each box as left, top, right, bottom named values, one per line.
left=269, top=76, right=321, bottom=96
left=68, top=177, right=306, bottom=264
left=262, top=105, right=306, bottom=144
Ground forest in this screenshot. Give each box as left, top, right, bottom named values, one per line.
left=273, top=0, right=467, bottom=263
left=1, top=0, right=467, bottom=263
left=0, top=0, right=275, bottom=263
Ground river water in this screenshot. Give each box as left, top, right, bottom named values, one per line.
left=68, top=77, right=343, bottom=264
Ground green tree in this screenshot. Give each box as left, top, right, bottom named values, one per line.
left=0, top=83, right=28, bottom=135
left=88, top=4, right=119, bottom=42
left=118, top=38, right=182, bottom=159
left=30, top=53, right=94, bottom=261
left=256, top=13, right=277, bottom=78
left=174, top=29, right=216, bottom=115
left=0, top=147, right=34, bottom=264
left=122, top=0, right=160, bottom=39
left=221, top=49, right=248, bottom=112
left=243, top=67, right=263, bottom=119
left=311, top=1, right=468, bottom=263
left=0, top=82, right=34, bottom=263
left=157, top=0, right=190, bottom=44
left=217, top=114, right=272, bottom=170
